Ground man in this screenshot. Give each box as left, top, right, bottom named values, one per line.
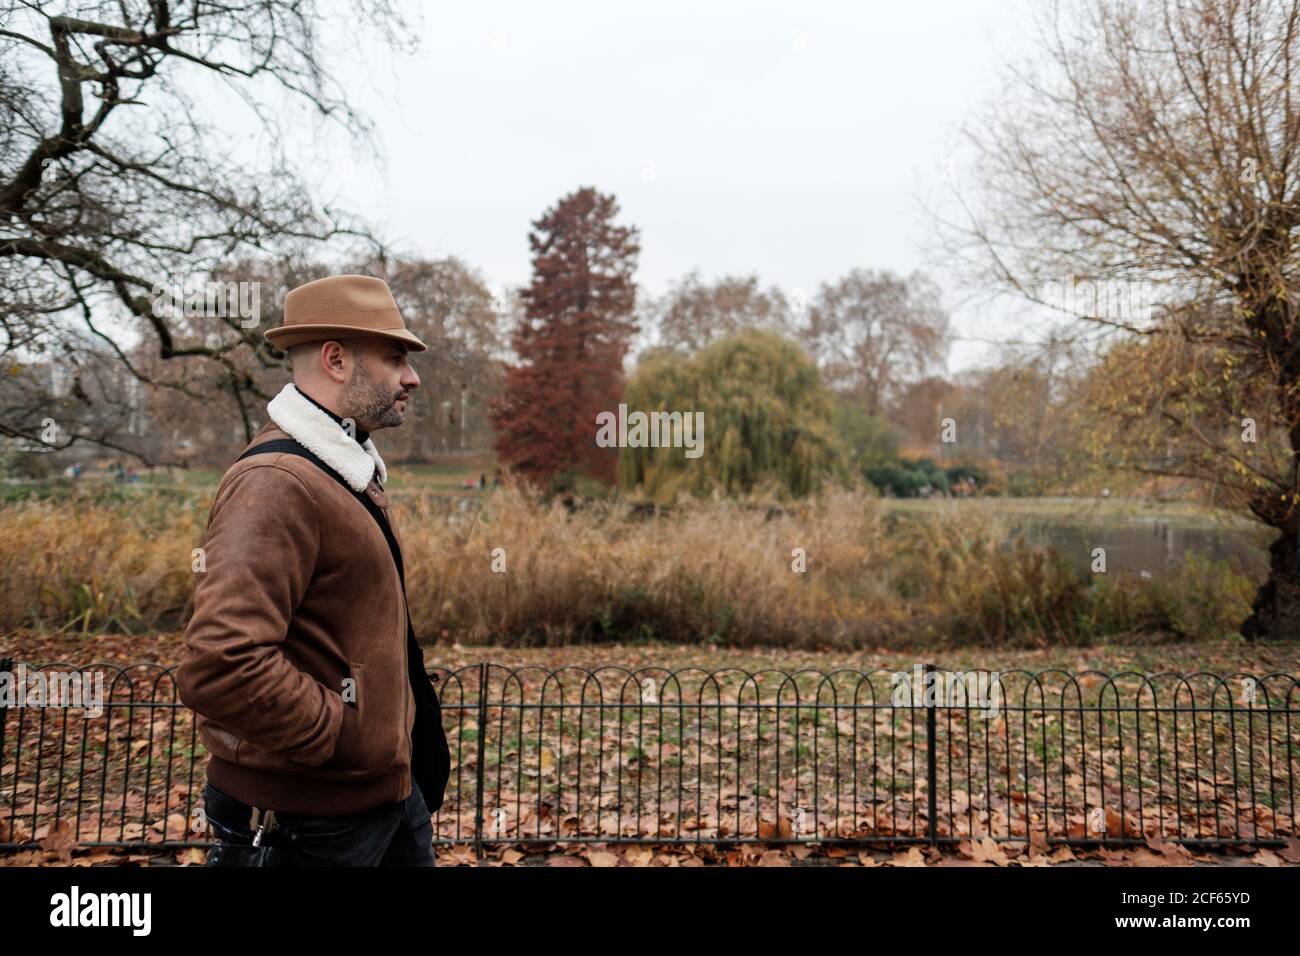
left=176, top=274, right=450, bottom=866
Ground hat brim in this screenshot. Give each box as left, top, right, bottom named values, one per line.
left=264, top=323, right=428, bottom=352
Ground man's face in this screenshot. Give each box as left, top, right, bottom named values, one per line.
left=341, top=338, right=420, bottom=432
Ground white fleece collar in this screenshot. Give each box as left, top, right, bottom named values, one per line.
left=265, top=383, right=388, bottom=492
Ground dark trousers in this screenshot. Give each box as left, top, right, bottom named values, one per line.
left=202, top=780, right=435, bottom=866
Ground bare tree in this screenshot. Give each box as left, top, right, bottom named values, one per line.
left=368, top=255, right=508, bottom=460
left=939, top=332, right=1095, bottom=488
left=648, top=271, right=793, bottom=353
left=938, top=0, right=1300, bottom=638
left=129, top=253, right=344, bottom=466
left=0, top=0, right=415, bottom=463
left=803, top=269, right=950, bottom=417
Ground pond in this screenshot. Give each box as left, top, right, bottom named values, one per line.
left=1007, top=512, right=1273, bottom=583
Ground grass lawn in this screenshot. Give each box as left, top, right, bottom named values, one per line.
left=0, top=454, right=498, bottom=501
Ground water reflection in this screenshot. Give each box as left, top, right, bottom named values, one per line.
left=1007, top=515, right=1272, bottom=582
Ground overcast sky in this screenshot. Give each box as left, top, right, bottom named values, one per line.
left=237, top=0, right=1044, bottom=372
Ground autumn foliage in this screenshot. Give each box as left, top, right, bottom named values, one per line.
left=490, top=187, right=640, bottom=488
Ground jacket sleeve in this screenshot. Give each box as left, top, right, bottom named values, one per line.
left=175, top=463, right=363, bottom=767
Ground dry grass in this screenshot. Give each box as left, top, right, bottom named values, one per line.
left=0, top=484, right=1256, bottom=646
left=398, top=486, right=1253, bottom=648
left=0, top=495, right=202, bottom=634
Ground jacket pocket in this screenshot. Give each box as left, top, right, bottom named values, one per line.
left=321, top=659, right=400, bottom=778
left=366, top=654, right=406, bottom=773
left=347, top=661, right=366, bottom=721
left=330, top=661, right=369, bottom=770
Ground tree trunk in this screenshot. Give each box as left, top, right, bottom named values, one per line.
left=1239, top=292, right=1300, bottom=640
left=1240, top=528, right=1300, bottom=640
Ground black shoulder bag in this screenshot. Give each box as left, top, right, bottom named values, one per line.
left=235, top=438, right=452, bottom=814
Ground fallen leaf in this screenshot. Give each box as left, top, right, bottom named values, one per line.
left=891, top=847, right=927, bottom=867
left=971, top=836, right=1010, bottom=866
left=38, top=820, right=75, bottom=863
left=1279, top=837, right=1300, bottom=864
left=625, top=847, right=654, bottom=867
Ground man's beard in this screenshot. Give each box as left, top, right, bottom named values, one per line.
left=342, top=358, right=404, bottom=431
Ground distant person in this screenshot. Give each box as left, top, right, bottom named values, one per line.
left=478, top=472, right=486, bottom=490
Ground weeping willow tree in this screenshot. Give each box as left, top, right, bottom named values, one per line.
left=618, top=329, right=840, bottom=502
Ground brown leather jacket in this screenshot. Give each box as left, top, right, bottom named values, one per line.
left=176, top=421, right=415, bottom=815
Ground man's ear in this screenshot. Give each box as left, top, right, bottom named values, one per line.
left=320, top=340, right=353, bottom=382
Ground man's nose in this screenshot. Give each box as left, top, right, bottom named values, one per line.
left=403, top=368, right=420, bottom=390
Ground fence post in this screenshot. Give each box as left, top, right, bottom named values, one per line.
left=925, top=662, right=937, bottom=847
left=0, top=658, right=10, bottom=776
left=472, top=661, right=488, bottom=863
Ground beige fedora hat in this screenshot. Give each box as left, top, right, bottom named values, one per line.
left=265, top=274, right=428, bottom=351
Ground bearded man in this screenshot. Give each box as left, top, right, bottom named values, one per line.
left=176, top=274, right=450, bottom=866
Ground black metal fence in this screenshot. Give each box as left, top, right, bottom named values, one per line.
left=1, top=657, right=1297, bottom=858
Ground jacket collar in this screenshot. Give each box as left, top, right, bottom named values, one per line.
left=265, top=383, right=388, bottom=492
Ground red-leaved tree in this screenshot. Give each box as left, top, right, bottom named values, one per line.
left=490, top=187, right=640, bottom=488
